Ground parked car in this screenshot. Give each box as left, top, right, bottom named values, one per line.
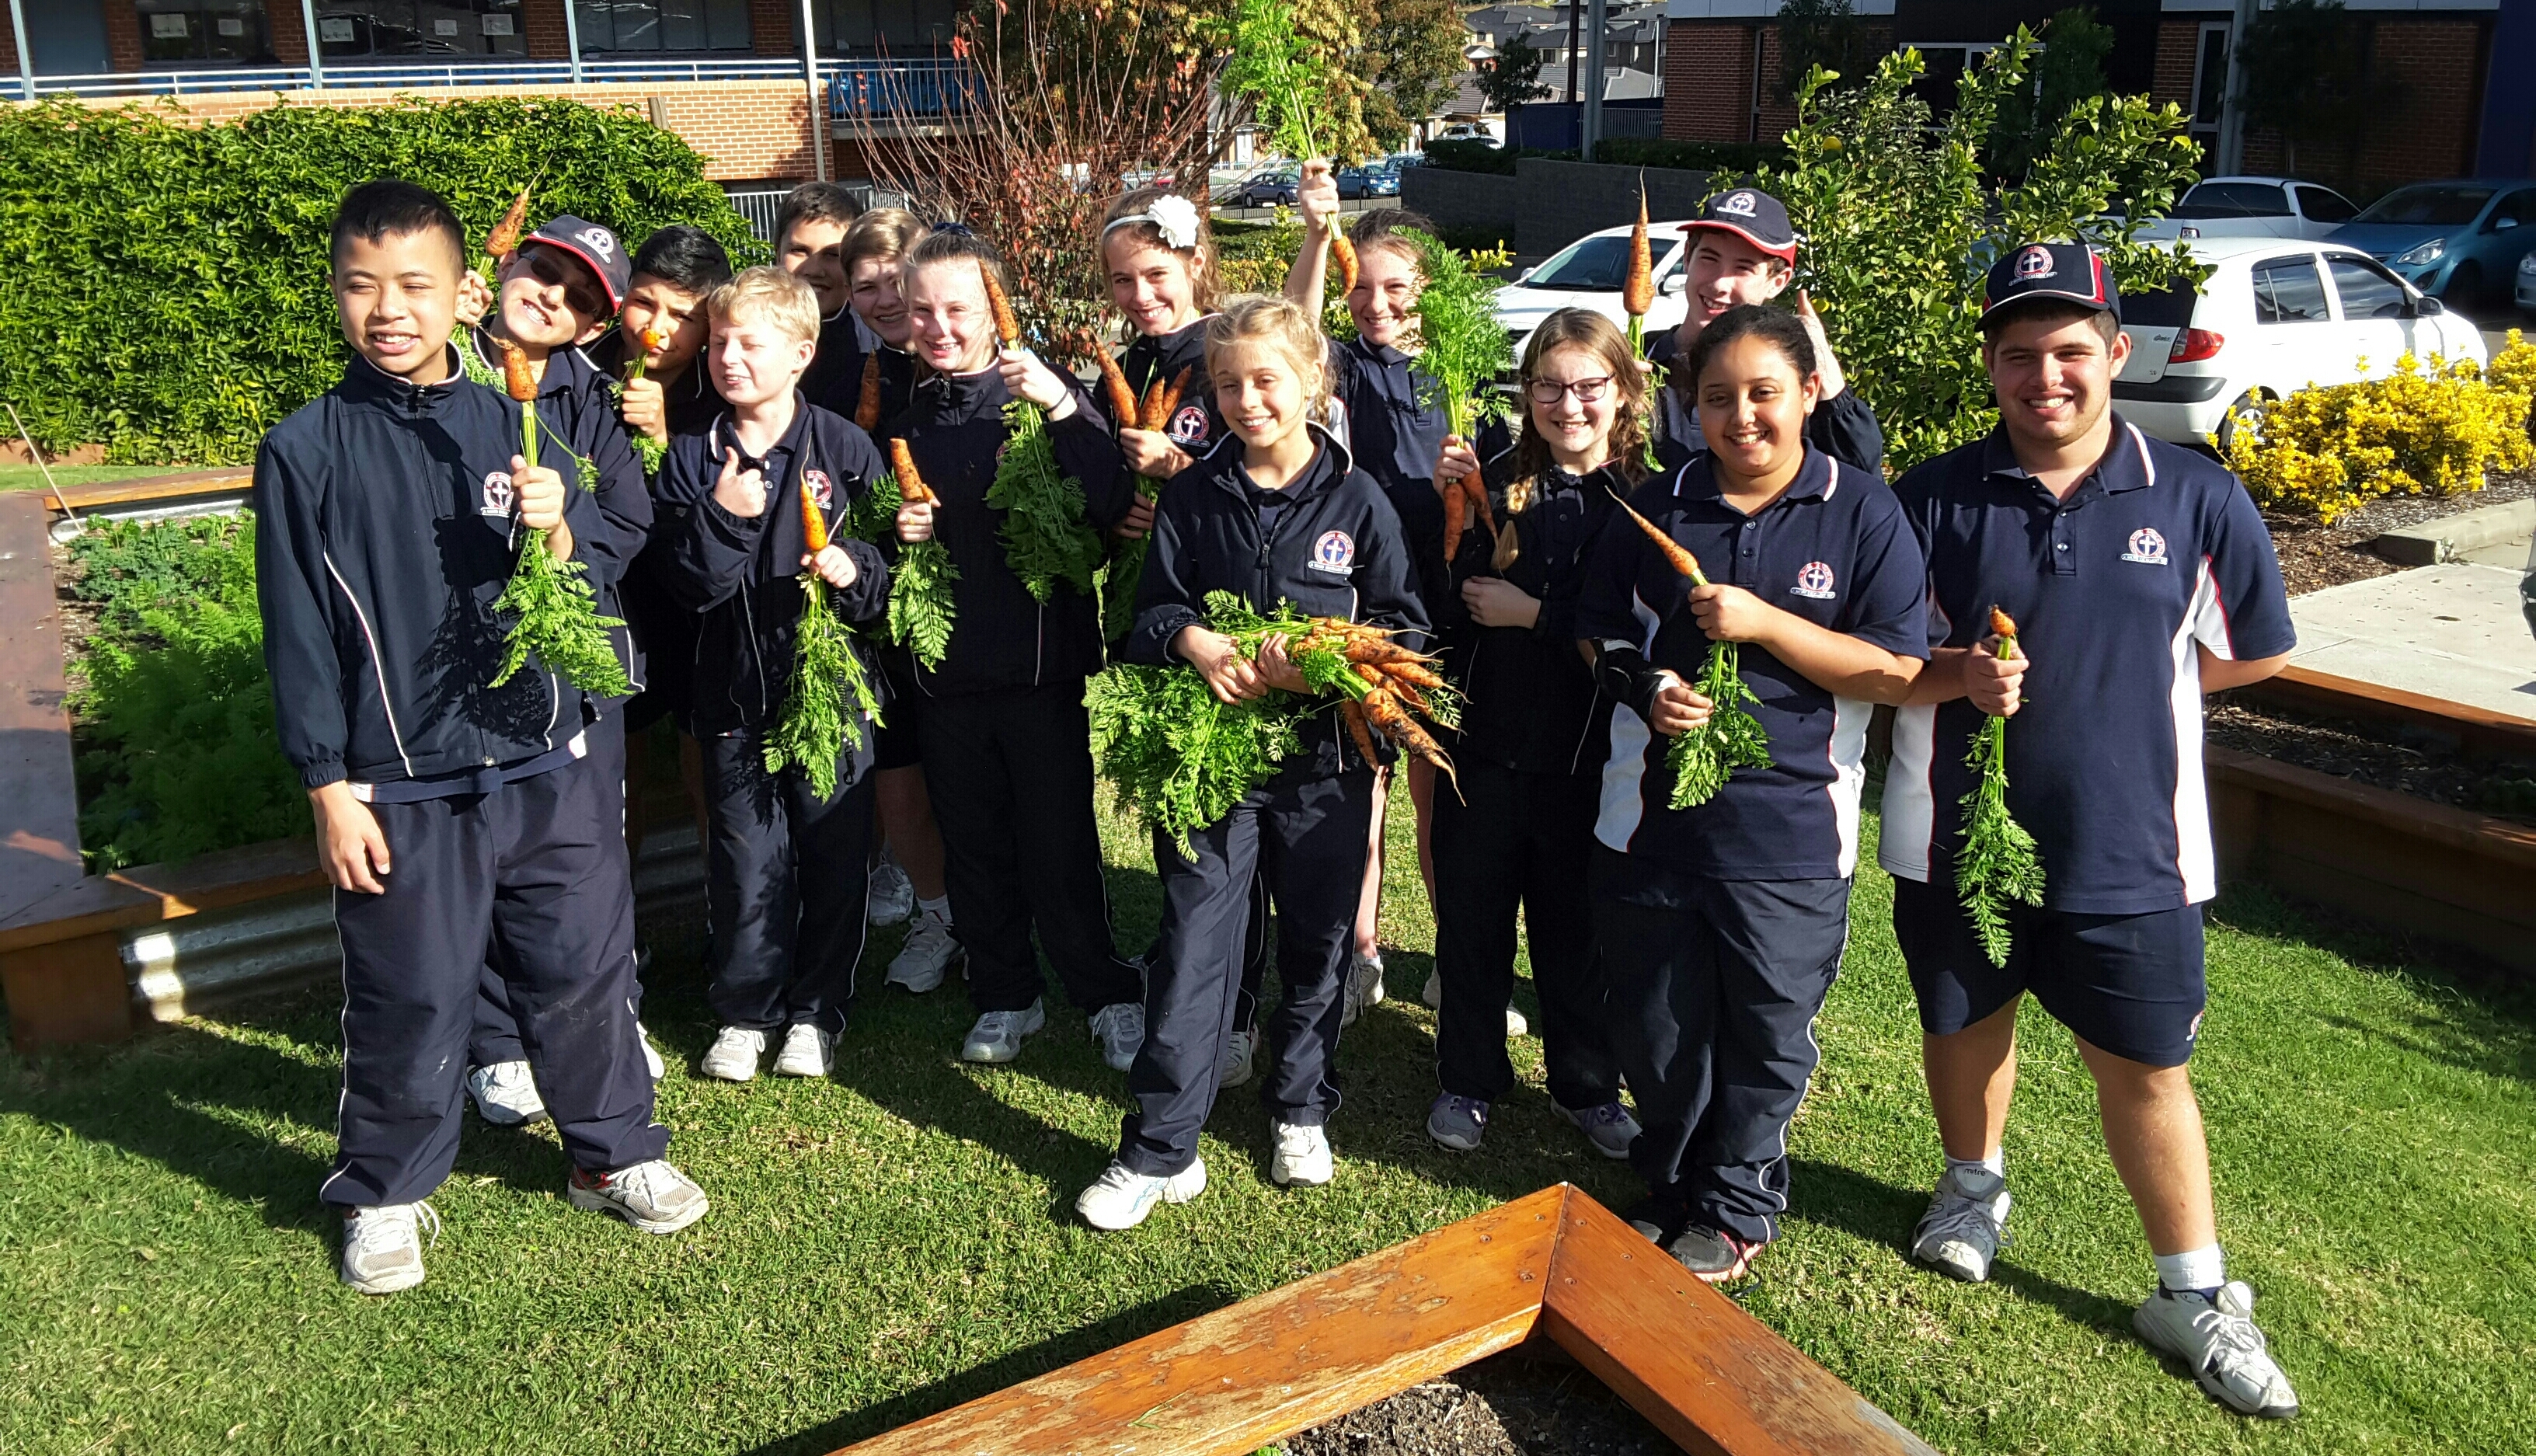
left=1436, top=124, right=1500, bottom=148
left=2327, top=179, right=2536, bottom=310
left=2113, top=238, right=2485, bottom=451
left=1334, top=166, right=1372, bottom=200
left=1495, top=221, right=1693, bottom=360
left=2518, top=249, right=2536, bottom=319
left=1359, top=165, right=1401, bottom=198
left=1227, top=169, right=1301, bottom=207
left=1388, top=151, right=1426, bottom=171
left=2130, top=176, right=2359, bottom=243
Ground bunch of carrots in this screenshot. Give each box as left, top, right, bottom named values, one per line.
left=764, top=468, right=881, bottom=799
left=1089, top=339, right=1193, bottom=636
left=1609, top=487, right=1769, bottom=808
left=1215, top=598, right=1461, bottom=796
left=487, top=339, right=632, bottom=695
left=881, top=437, right=960, bottom=669
left=979, top=266, right=1105, bottom=601
left=1955, top=607, right=2045, bottom=965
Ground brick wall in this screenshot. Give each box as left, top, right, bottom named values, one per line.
left=752, top=0, right=801, bottom=58
left=1665, top=20, right=1756, bottom=145
left=2150, top=18, right=2199, bottom=113
left=105, top=1, right=145, bottom=71
left=522, top=0, right=572, bottom=61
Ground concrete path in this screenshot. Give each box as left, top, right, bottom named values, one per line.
left=2289, top=562, right=2536, bottom=722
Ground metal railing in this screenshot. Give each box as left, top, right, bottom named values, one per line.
left=725, top=183, right=911, bottom=242
left=2, top=54, right=964, bottom=102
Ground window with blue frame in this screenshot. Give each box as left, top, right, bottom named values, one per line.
left=312, top=0, right=528, bottom=58
left=810, top=0, right=956, bottom=55
left=574, top=0, right=753, bottom=53
left=134, top=0, right=275, bottom=63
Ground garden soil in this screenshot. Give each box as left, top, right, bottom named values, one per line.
left=1278, top=1352, right=1677, bottom=1456
left=2206, top=695, right=2536, bottom=823
left=2266, top=467, right=2533, bottom=597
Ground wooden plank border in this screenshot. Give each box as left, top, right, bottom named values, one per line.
left=831, top=1185, right=1934, bottom=1456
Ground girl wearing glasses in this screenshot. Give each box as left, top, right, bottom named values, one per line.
left=1421, top=308, right=1646, bottom=1161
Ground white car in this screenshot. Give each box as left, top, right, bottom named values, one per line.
left=2131, top=176, right=2361, bottom=244
left=1496, top=221, right=1693, bottom=360
left=2114, top=237, right=2486, bottom=451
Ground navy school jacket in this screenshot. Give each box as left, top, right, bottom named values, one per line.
left=253, top=347, right=648, bottom=791
left=590, top=326, right=728, bottom=723
left=1127, top=425, right=1431, bottom=779
left=883, top=364, right=1133, bottom=697
left=654, top=400, right=892, bottom=754
left=799, top=305, right=867, bottom=423
left=814, top=332, right=921, bottom=433
left=1436, top=446, right=1626, bottom=778
left=1646, top=326, right=1886, bottom=480
left=1322, top=336, right=1514, bottom=628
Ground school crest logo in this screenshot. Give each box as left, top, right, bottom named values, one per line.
left=1718, top=190, right=1759, bottom=218
left=1170, top=402, right=1211, bottom=444
left=2121, top=526, right=2169, bottom=565
left=2013, top=245, right=2057, bottom=282
left=1791, top=560, right=1838, bottom=599
left=479, top=470, right=515, bottom=517
left=577, top=227, right=617, bottom=261
left=803, top=468, right=834, bottom=511
left=1308, top=529, right=1356, bottom=574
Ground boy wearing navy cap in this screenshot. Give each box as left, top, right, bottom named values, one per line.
left=1644, top=188, right=1884, bottom=478
left=1883, top=242, right=2300, bottom=1418
left=257, top=181, right=708, bottom=1297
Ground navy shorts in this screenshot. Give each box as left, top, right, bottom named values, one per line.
left=1891, top=875, right=2207, bottom=1068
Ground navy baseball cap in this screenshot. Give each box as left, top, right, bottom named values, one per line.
left=1980, top=242, right=2120, bottom=329
left=524, top=216, right=631, bottom=311
left=1680, top=187, right=1798, bottom=261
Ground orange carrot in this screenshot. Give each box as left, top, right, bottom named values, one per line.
left=1622, top=178, right=1654, bottom=319
left=801, top=475, right=831, bottom=554
left=1331, top=229, right=1360, bottom=295
left=1608, top=485, right=1707, bottom=587
left=497, top=338, right=536, bottom=403
left=1443, top=471, right=1468, bottom=564
left=855, top=354, right=884, bottom=431
left=1342, top=637, right=1427, bottom=667
left=1143, top=365, right=1194, bottom=433
left=1092, top=347, right=1137, bottom=427
left=1340, top=698, right=1380, bottom=767
left=889, top=437, right=934, bottom=505
left=487, top=187, right=531, bottom=263
left=981, top=263, right=1020, bottom=347
left=1990, top=605, right=2019, bottom=646
left=1362, top=688, right=1457, bottom=794
left=1463, top=472, right=1495, bottom=535
left=1376, top=659, right=1448, bottom=693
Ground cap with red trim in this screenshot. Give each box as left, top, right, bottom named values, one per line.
left=1678, top=188, right=1798, bottom=261
left=1980, top=242, right=2120, bottom=328
left=523, top=216, right=631, bottom=312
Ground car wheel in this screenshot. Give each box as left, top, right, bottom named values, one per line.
left=2214, top=389, right=2268, bottom=454
left=2444, top=262, right=2484, bottom=315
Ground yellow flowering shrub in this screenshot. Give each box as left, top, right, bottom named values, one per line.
left=2219, top=349, right=2534, bottom=523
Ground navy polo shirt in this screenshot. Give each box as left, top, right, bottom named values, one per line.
left=1576, top=449, right=1927, bottom=881
left=1879, top=417, right=2295, bottom=914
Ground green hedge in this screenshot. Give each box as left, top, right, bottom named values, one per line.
left=0, top=97, right=763, bottom=466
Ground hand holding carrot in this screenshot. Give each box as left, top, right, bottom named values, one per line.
left=998, top=348, right=1076, bottom=419
left=1114, top=496, right=1156, bottom=541
left=1432, top=435, right=1482, bottom=493
left=895, top=496, right=935, bottom=542
left=1966, top=632, right=2026, bottom=716
left=1253, top=633, right=1310, bottom=694
left=1175, top=624, right=1268, bottom=704
left=1687, top=583, right=1775, bottom=644
left=511, top=457, right=568, bottom=534
left=804, top=544, right=859, bottom=590
left=618, top=375, right=668, bottom=443
left=1297, top=159, right=1342, bottom=237
left=1648, top=673, right=1714, bottom=738
left=1118, top=427, right=1189, bottom=479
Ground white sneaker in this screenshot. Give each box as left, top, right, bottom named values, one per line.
left=866, top=859, right=914, bottom=926
left=1505, top=1004, right=1528, bottom=1036
left=1075, top=1157, right=1207, bottom=1231
left=1422, top=967, right=1443, bottom=1009
left=699, top=1026, right=767, bottom=1082
left=962, top=999, right=1045, bottom=1063
left=1912, top=1165, right=2011, bottom=1283
left=1270, top=1119, right=1335, bottom=1186
left=567, top=1159, right=711, bottom=1235
left=465, top=1061, right=547, bottom=1126
left=2134, top=1281, right=2301, bottom=1419
left=636, top=1022, right=665, bottom=1081
left=339, top=1201, right=439, bottom=1295
left=1341, top=951, right=1386, bottom=1026
left=773, top=1022, right=835, bottom=1078
left=1089, top=1001, right=1145, bottom=1072
left=887, top=911, right=961, bottom=993
left=1218, top=1027, right=1258, bottom=1089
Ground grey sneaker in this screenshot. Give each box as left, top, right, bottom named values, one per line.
left=866, top=859, right=914, bottom=926
left=465, top=1060, right=547, bottom=1126
left=886, top=911, right=961, bottom=993
left=772, top=1022, right=836, bottom=1078
left=567, top=1159, right=710, bottom=1235
left=1426, top=1093, right=1489, bottom=1151
left=1076, top=1157, right=1207, bottom=1231
left=699, top=1026, right=767, bottom=1082
left=1218, top=1027, right=1257, bottom=1089
left=1912, top=1165, right=2011, bottom=1282
left=1340, top=952, right=1386, bottom=1027
left=961, top=999, right=1045, bottom=1064
left=339, top=1201, right=439, bottom=1295
left=1089, top=1001, right=1145, bottom=1072
left=2134, top=1282, right=2301, bottom=1419
left=1556, top=1100, right=1640, bottom=1160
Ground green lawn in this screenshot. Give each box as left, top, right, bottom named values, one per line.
left=2, top=799, right=2531, bottom=1455
left=0, top=462, right=190, bottom=492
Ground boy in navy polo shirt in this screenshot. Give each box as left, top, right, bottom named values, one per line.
left=1883, top=242, right=2300, bottom=1419
left=1576, top=305, right=1927, bottom=1283
left=256, top=181, right=708, bottom=1296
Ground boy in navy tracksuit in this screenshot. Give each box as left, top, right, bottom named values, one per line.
left=1076, top=296, right=1430, bottom=1232
left=256, top=181, right=706, bottom=1296
left=1883, top=245, right=2300, bottom=1418
left=890, top=229, right=1146, bottom=1071
left=775, top=181, right=869, bottom=412
left=657, top=266, right=894, bottom=1084
left=1576, top=305, right=1926, bottom=1283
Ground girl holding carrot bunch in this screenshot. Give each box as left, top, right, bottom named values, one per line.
left=887, top=228, right=1148, bottom=1073
left=1423, top=308, right=1645, bottom=1161
left=1574, top=304, right=1928, bottom=1282
left=1101, top=187, right=1224, bottom=476
left=1078, top=295, right=1429, bottom=1231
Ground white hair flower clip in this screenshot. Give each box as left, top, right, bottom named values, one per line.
left=1144, top=194, right=1201, bottom=249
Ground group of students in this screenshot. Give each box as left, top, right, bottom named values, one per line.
left=257, top=162, right=2299, bottom=1420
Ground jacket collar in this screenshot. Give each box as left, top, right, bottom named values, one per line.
left=709, top=392, right=813, bottom=475
left=912, top=360, right=1010, bottom=425
left=1204, top=420, right=1355, bottom=502
left=341, top=343, right=468, bottom=412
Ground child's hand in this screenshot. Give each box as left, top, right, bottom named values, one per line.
left=1461, top=576, right=1541, bottom=630
left=1000, top=349, right=1077, bottom=420
left=513, top=458, right=569, bottom=532
left=805, top=544, right=859, bottom=589
left=309, top=782, right=391, bottom=894
left=1254, top=633, right=1309, bottom=694
left=1796, top=291, right=1847, bottom=399
left=1298, top=160, right=1341, bottom=236
left=712, top=447, right=768, bottom=518
left=1966, top=633, right=2026, bottom=717
left=896, top=497, right=935, bottom=542
left=1648, top=673, right=1714, bottom=738
left=1432, top=435, right=1481, bottom=493
left=1113, top=496, right=1155, bottom=541
left=1118, top=427, right=1189, bottom=479
left=619, top=375, right=668, bottom=443
left=1688, top=583, right=1774, bottom=644
left=457, top=269, right=493, bottom=329
left=1176, top=625, right=1266, bottom=704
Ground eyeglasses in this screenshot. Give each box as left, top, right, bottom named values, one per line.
left=1525, top=375, right=1613, bottom=405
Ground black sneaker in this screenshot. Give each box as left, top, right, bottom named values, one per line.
left=1621, top=1196, right=1688, bottom=1245
left=1665, top=1224, right=1761, bottom=1283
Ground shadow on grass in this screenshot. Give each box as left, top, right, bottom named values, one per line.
left=740, top=1281, right=1245, bottom=1455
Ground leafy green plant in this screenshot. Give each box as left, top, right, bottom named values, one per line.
left=1087, top=660, right=1301, bottom=862
left=988, top=399, right=1106, bottom=602
left=489, top=381, right=631, bottom=695
left=67, top=513, right=253, bottom=636
left=0, top=96, right=760, bottom=465
left=1955, top=611, right=2044, bottom=964
left=1402, top=230, right=1516, bottom=441
left=1472, top=33, right=1552, bottom=117
left=765, top=579, right=881, bottom=802
left=1985, top=6, right=2115, bottom=181
left=1666, top=641, right=1771, bottom=810
left=1222, top=0, right=1339, bottom=161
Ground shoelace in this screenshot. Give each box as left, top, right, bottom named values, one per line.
left=1576, top=1103, right=1629, bottom=1129
left=352, top=1200, right=442, bottom=1255
left=1276, top=1125, right=1323, bottom=1155
left=1921, top=1191, right=2007, bottom=1249
left=2189, top=1289, right=2273, bottom=1364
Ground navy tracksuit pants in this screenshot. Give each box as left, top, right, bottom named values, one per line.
left=699, top=730, right=876, bottom=1036
left=1590, top=845, right=1848, bottom=1245
left=1120, top=768, right=1372, bottom=1176
left=1433, top=760, right=1620, bottom=1109
left=919, top=683, right=1139, bottom=1016
left=322, top=726, right=667, bottom=1210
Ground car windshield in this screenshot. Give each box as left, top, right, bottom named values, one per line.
left=1525, top=235, right=1636, bottom=290
left=2353, top=186, right=2494, bottom=226
left=2172, top=182, right=2290, bottom=219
